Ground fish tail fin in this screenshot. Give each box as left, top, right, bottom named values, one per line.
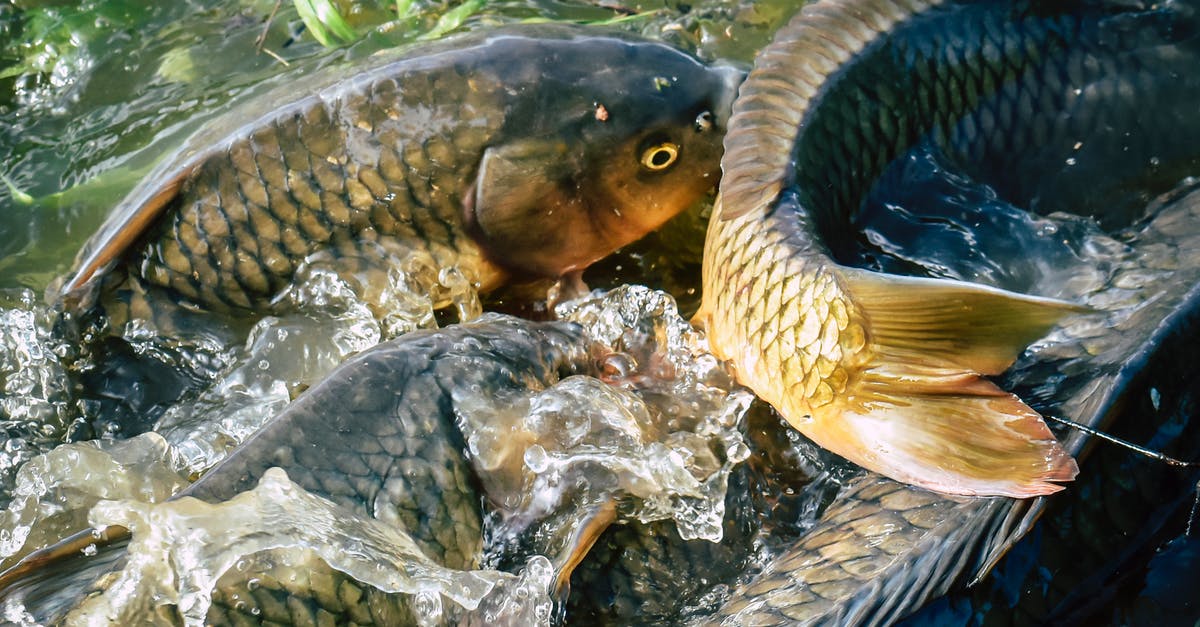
left=815, top=269, right=1086, bottom=497
left=839, top=268, right=1090, bottom=375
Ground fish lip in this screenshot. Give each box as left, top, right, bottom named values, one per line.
left=711, top=63, right=748, bottom=129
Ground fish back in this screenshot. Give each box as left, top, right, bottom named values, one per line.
left=57, top=25, right=739, bottom=318
left=134, top=68, right=504, bottom=312
left=721, top=0, right=1200, bottom=229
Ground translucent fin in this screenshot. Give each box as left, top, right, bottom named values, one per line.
left=550, top=499, right=616, bottom=597
left=820, top=366, right=1079, bottom=497
left=811, top=268, right=1087, bottom=497
left=839, top=267, right=1092, bottom=374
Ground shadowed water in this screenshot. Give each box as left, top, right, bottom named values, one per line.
left=2, top=1, right=1200, bottom=625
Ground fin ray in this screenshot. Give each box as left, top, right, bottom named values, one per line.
left=839, top=267, right=1091, bottom=374
left=821, top=365, right=1078, bottom=497
left=797, top=267, right=1086, bottom=497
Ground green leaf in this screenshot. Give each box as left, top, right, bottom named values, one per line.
left=294, top=0, right=358, bottom=47
left=417, top=0, right=486, bottom=41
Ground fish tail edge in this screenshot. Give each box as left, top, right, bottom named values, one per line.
left=807, top=268, right=1087, bottom=498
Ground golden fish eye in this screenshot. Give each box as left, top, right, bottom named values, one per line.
left=640, top=142, right=679, bottom=171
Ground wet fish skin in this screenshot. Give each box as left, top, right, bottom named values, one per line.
left=60, top=25, right=741, bottom=316
left=699, top=0, right=1200, bottom=498
left=0, top=316, right=596, bottom=624
left=706, top=180, right=1200, bottom=626
left=195, top=317, right=595, bottom=625
left=564, top=464, right=762, bottom=624
left=710, top=475, right=1010, bottom=627
left=905, top=260, right=1200, bottom=625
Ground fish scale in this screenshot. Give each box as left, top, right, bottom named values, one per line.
left=137, top=85, right=485, bottom=313
left=701, top=0, right=1200, bottom=499
left=0, top=317, right=599, bottom=624
left=59, top=25, right=741, bottom=325
left=688, top=0, right=1200, bottom=622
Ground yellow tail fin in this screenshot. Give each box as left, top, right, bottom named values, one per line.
left=813, top=269, right=1086, bottom=497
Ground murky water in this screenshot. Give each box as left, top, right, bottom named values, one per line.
left=2, top=1, right=1200, bottom=625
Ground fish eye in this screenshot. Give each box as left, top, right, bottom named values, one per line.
left=640, top=142, right=680, bottom=171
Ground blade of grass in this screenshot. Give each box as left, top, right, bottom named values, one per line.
left=1, top=172, right=35, bottom=206
left=294, top=0, right=358, bottom=47
left=518, top=8, right=662, bottom=27
left=395, top=0, right=416, bottom=20
left=417, top=0, right=486, bottom=41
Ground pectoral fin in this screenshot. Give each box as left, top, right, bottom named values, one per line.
left=810, top=269, right=1088, bottom=497
left=550, top=499, right=617, bottom=597
left=465, top=141, right=582, bottom=277
left=468, top=141, right=565, bottom=234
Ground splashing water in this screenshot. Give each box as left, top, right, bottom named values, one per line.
left=453, top=285, right=748, bottom=578
left=0, top=433, right=187, bottom=569
left=1, top=286, right=748, bottom=625
left=63, top=468, right=505, bottom=626
left=0, top=290, right=79, bottom=508
left=151, top=252, right=483, bottom=477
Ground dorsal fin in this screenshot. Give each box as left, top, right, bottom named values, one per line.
left=57, top=168, right=191, bottom=313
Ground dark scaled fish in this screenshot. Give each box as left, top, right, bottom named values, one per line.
left=0, top=316, right=599, bottom=624
left=698, top=0, right=1200, bottom=497
left=905, top=278, right=1200, bottom=626
left=56, top=24, right=741, bottom=318
left=692, top=0, right=1200, bottom=622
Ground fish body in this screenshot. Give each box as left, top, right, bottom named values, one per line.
left=905, top=225, right=1200, bottom=625
left=0, top=316, right=597, bottom=624
left=58, top=24, right=740, bottom=317
left=699, top=0, right=1200, bottom=497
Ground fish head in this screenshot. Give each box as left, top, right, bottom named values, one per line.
left=570, top=58, right=744, bottom=254
left=464, top=37, right=743, bottom=279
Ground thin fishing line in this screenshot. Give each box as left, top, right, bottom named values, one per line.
left=1187, top=480, right=1200, bottom=538
left=1044, top=414, right=1199, bottom=468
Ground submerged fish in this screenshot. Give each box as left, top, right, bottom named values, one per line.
left=56, top=24, right=740, bottom=320
left=691, top=0, right=1200, bottom=622
left=0, top=316, right=596, bottom=624
left=698, top=0, right=1200, bottom=497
